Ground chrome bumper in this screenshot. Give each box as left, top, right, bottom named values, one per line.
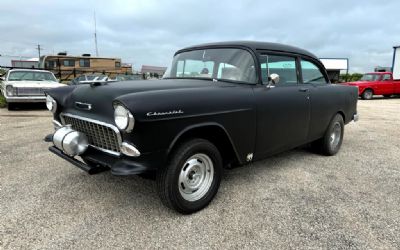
left=6, top=96, right=46, bottom=103
left=353, top=113, right=359, bottom=122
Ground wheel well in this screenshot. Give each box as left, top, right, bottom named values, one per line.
left=337, top=111, right=345, bottom=122
left=169, top=125, right=238, bottom=167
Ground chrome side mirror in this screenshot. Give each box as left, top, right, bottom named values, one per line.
left=267, top=73, right=279, bottom=88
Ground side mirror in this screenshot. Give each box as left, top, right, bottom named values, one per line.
left=267, top=73, right=279, bottom=88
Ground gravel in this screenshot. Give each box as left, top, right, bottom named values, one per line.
left=0, top=98, right=399, bottom=249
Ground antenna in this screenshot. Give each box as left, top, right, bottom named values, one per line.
left=94, top=10, right=99, bottom=57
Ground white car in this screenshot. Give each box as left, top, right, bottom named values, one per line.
left=0, top=69, right=64, bottom=110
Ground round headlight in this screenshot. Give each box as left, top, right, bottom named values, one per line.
left=6, top=85, right=13, bottom=96
left=114, top=104, right=134, bottom=132
left=46, top=95, right=57, bottom=113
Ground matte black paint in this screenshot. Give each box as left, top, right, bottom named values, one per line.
left=46, top=41, right=358, bottom=174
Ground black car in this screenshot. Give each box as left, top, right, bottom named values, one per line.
left=45, top=41, right=359, bottom=214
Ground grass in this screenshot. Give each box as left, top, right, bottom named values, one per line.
left=0, top=91, right=6, bottom=108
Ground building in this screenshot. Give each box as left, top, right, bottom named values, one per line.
left=38, top=52, right=132, bottom=81
left=140, top=65, right=167, bottom=77
left=320, top=58, right=349, bottom=83
left=11, top=58, right=39, bottom=68
left=374, top=66, right=392, bottom=72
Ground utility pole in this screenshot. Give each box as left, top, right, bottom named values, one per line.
left=36, top=44, right=42, bottom=59
left=94, top=11, right=99, bottom=57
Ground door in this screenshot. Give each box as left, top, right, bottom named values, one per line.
left=380, top=74, right=395, bottom=95
left=300, top=58, right=337, bottom=140
left=254, top=54, right=311, bottom=159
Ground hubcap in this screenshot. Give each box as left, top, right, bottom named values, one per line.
left=329, top=122, right=342, bottom=149
left=178, top=153, right=214, bottom=202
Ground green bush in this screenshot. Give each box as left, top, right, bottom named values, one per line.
left=0, top=92, right=6, bottom=108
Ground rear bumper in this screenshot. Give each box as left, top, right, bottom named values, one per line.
left=48, top=145, right=166, bottom=175
left=6, top=96, right=46, bottom=103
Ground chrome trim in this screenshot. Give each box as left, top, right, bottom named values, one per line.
left=52, top=120, right=62, bottom=130
left=60, top=112, right=122, bottom=156
left=75, top=102, right=92, bottom=111
left=126, top=112, right=135, bottom=133
left=120, top=142, right=141, bottom=157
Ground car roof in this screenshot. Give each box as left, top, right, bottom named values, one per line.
left=8, top=69, right=53, bottom=73
left=176, top=41, right=318, bottom=59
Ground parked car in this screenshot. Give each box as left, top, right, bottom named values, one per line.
left=69, top=74, right=110, bottom=85
left=0, top=69, right=64, bottom=110
left=341, top=72, right=400, bottom=99
left=113, top=74, right=142, bottom=81
left=44, top=41, right=359, bottom=214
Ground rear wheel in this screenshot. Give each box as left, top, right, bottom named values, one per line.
left=311, top=114, right=344, bottom=156
left=156, top=138, right=222, bottom=214
left=361, top=89, right=373, bottom=100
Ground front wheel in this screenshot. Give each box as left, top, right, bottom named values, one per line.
left=311, top=114, right=344, bottom=156
left=156, top=138, right=222, bottom=214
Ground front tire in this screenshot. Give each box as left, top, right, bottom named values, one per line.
left=311, top=114, right=344, bottom=156
left=7, top=103, right=17, bottom=110
left=361, top=89, right=373, bottom=100
left=156, top=138, right=222, bottom=214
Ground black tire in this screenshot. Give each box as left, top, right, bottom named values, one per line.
left=7, top=103, right=17, bottom=110
left=383, top=95, right=392, bottom=98
left=156, top=138, right=222, bottom=214
left=361, top=89, right=373, bottom=100
left=311, top=114, right=344, bottom=156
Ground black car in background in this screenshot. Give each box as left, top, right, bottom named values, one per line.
left=45, top=41, right=358, bottom=214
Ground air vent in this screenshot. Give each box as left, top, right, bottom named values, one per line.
left=57, top=52, right=67, bottom=56
left=82, top=54, right=91, bottom=57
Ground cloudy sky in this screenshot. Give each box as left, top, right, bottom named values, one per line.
left=0, top=0, right=399, bottom=72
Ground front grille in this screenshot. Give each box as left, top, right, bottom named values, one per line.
left=15, top=87, right=47, bottom=96
left=61, top=114, right=121, bottom=154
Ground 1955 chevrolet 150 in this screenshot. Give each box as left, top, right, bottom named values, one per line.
left=44, top=41, right=359, bottom=214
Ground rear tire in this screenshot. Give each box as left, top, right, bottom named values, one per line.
left=156, top=138, right=222, bottom=214
left=361, top=89, right=373, bottom=100
left=311, top=114, right=344, bottom=156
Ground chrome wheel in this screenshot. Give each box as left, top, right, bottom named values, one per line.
left=329, top=122, right=341, bottom=149
left=178, top=153, right=214, bottom=202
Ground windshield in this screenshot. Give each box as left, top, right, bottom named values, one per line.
left=164, top=48, right=257, bottom=84
left=8, top=71, right=57, bottom=82
left=360, top=74, right=381, bottom=81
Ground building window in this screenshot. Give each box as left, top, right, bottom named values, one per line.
left=79, top=59, right=90, bottom=67
left=63, top=60, right=75, bottom=67
left=46, top=61, right=57, bottom=69
left=115, top=61, right=121, bottom=68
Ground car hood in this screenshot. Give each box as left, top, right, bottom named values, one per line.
left=6, top=80, right=65, bottom=88
left=49, top=79, right=242, bottom=123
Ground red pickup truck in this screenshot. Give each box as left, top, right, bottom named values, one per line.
left=342, top=72, right=400, bottom=99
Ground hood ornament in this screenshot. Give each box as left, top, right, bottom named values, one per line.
left=75, top=102, right=92, bottom=110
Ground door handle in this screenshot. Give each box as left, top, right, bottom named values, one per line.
left=299, top=88, right=309, bottom=92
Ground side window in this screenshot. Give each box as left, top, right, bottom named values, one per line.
left=260, top=55, right=298, bottom=85
left=382, top=74, right=391, bottom=81
left=301, top=59, right=327, bottom=84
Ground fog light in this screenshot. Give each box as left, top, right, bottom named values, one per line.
left=120, top=142, right=140, bottom=157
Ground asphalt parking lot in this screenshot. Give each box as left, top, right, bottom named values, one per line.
left=0, top=98, right=399, bottom=249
